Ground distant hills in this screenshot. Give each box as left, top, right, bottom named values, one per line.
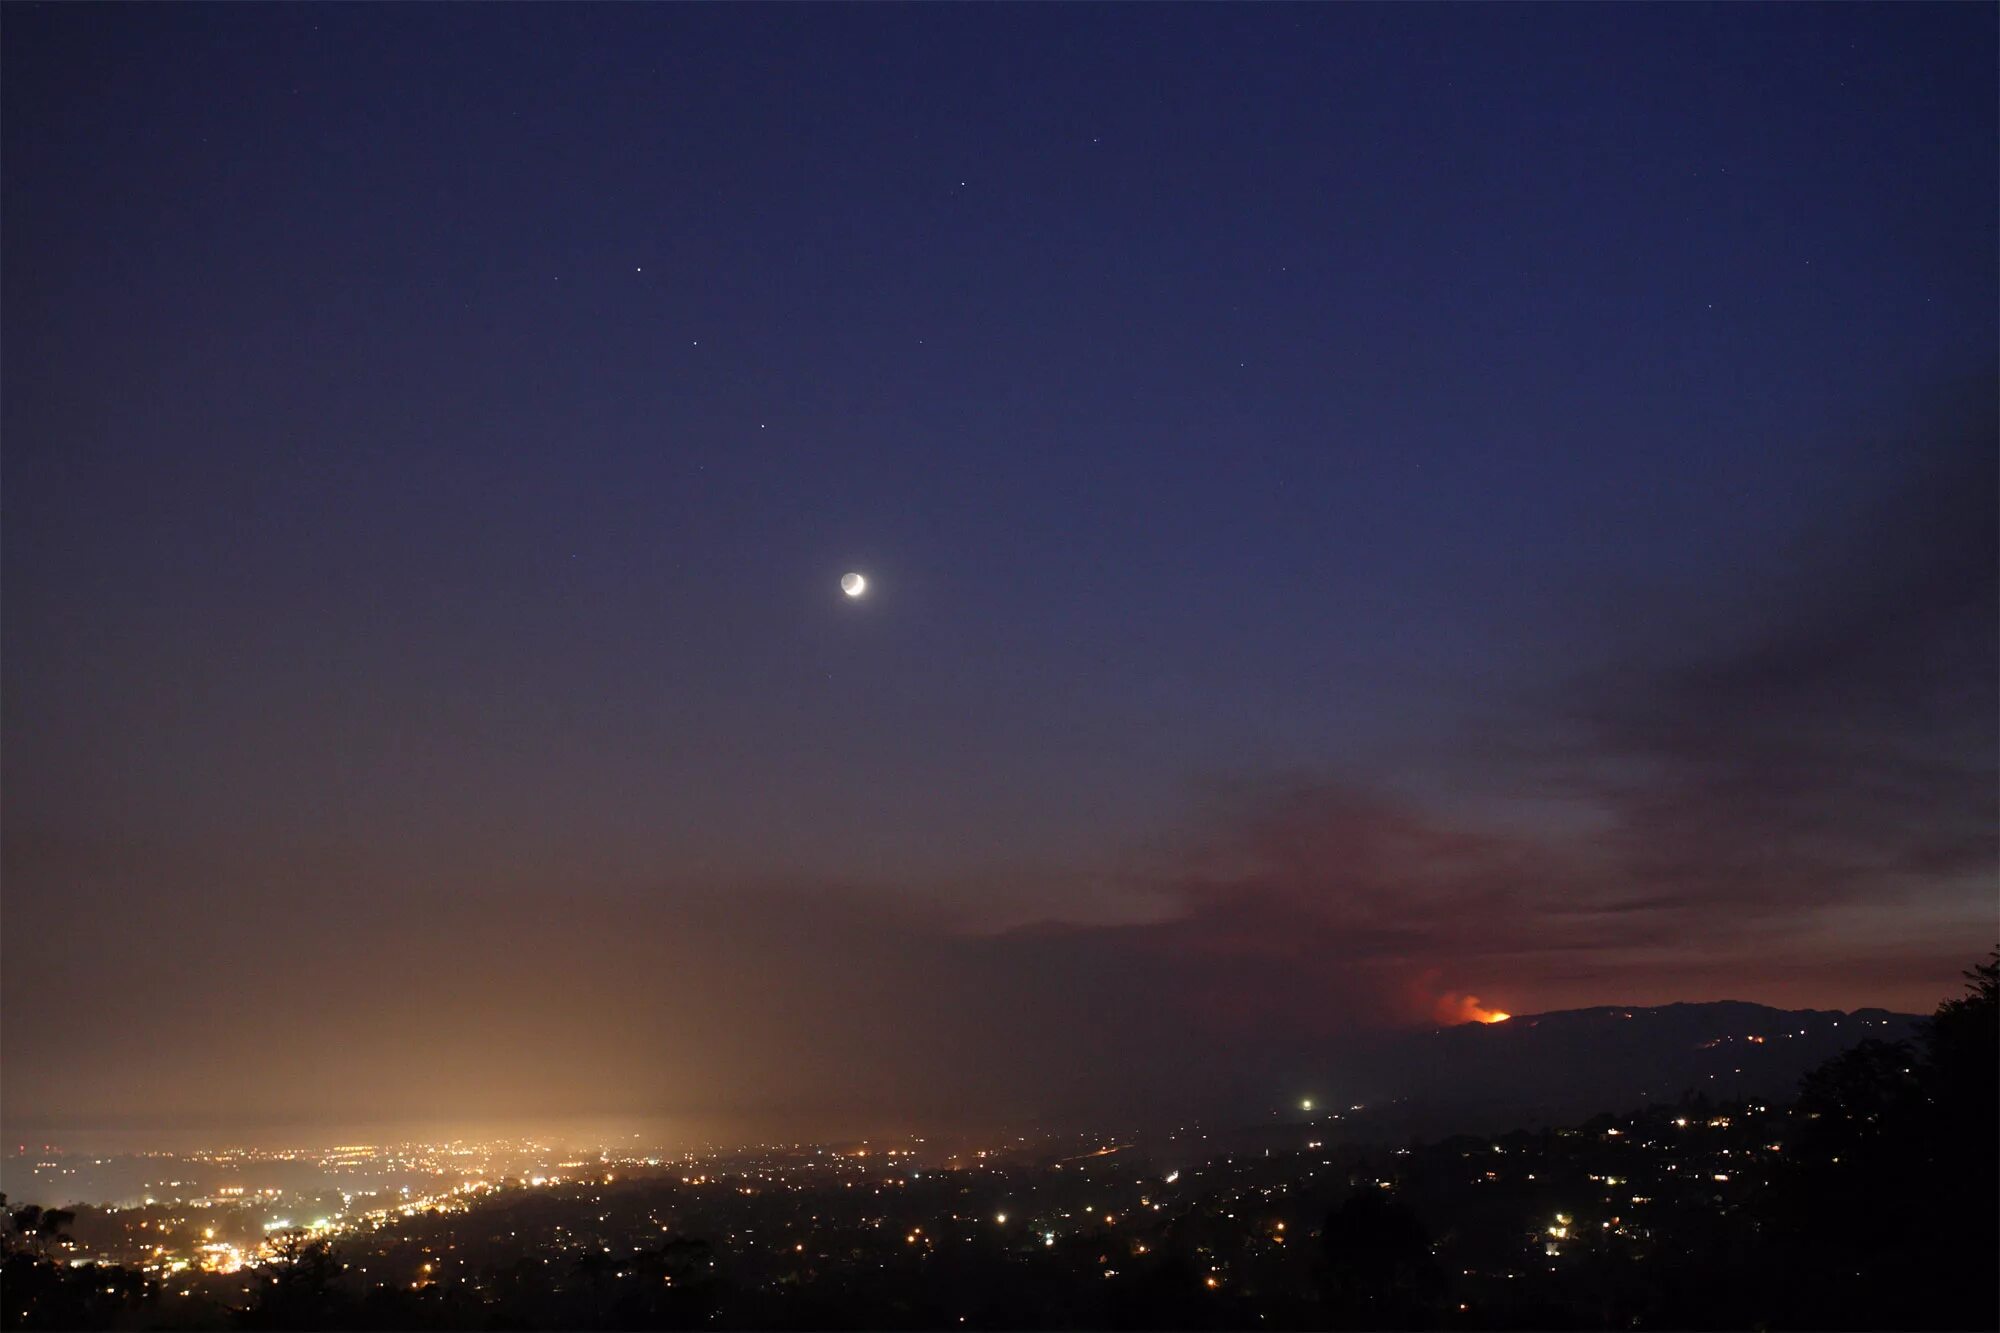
left=1280, top=1001, right=1924, bottom=1144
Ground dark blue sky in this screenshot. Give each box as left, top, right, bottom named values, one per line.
left=5, top=4, right=1994, bottom=1143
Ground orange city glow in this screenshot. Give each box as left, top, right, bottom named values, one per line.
left=1435, top=992, right=1512, bottom=1025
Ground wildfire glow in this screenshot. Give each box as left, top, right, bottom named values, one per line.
left=1435, top=992, right=1512, bottom=1025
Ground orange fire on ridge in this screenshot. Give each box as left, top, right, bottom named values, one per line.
left=1435, top=993, right=1511, bottom=1025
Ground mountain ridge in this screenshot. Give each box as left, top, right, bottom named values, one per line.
left=1289, top=999, right=1926, bottom=1143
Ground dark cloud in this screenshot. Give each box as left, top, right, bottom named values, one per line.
left=1568, top=380, right=1997, bottom=918
left=968, top=380, right=1999, bottom=1067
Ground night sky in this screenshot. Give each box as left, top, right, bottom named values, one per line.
left=5, top=5, right=1995, bottom=1148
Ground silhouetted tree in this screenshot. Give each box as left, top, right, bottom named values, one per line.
left=1317, top=1189, right=1443, bottom=1329
left=241, top=1231, right=344, bottom=1329
left=1913, top=949, right=1999, bottom=1331
left=1763, top=949, right=1999, bottom=1330
left=1, top=1247, right=152, bottom=1330
left=6, top=1203, right=75, bottom=1262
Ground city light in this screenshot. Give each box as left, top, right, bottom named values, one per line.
left=6, top=1031, right=1979, bottom=1329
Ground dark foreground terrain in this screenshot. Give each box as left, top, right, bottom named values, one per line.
left=6, top=957, right=1993, bottom=1332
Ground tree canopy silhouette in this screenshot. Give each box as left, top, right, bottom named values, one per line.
left=1763, top=948, right=1998, bottom=1330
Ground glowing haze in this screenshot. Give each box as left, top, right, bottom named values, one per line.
left=3, top=6, right=1995, bottom=1150
left=1435, top=996, right=1511, bottom=1027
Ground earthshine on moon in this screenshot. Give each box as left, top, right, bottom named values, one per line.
left=841, top=572, right=867, bottom=598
